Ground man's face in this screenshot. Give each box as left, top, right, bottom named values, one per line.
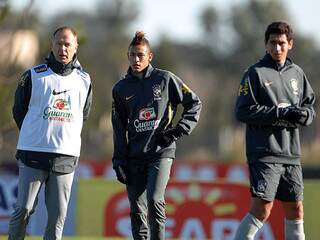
left=52, top=29, right=78, bottom=64
left=127, top=44, right=153, bottom=74
left=266, top=33, right=292, bottom=65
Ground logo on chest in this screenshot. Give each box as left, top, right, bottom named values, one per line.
left=264, top=81, right=273, bottom=87
left=152, top=84, right=162, bottom=100
left=134, top=107, right=160, bottom=132
left=43, top=94, right=73, bottom=122
left=290, top=78, right=299, bottom=95
left=53, top=99, right=71, bottom=110
left=52, top=89, right=70, bottom=95
left=139, top=107, right=156, bottom=120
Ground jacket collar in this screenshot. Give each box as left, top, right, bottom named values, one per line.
left=126, top=64, right=154, bottom=79
left=45, top=52, right=82, bottom=76
left=262, top=53, right=292, bottom=71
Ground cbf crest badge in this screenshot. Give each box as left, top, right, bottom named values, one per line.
left=152, top=84, right=162, bottom=100
left=290, top=78, right=299, bottom=95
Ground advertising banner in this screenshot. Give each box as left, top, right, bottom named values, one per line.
left=1, top=172, right=319, bottom=238
left=78, top=160, right=249, bottom=182
left=77, top=180, right=284, bottom=239
left=0, top=175, right=76, bottom=236
left=0, top=176, right=17, bottom=234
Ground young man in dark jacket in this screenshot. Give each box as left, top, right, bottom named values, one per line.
left=112, top=31, right=201, bottom=239
left=234, top=22, right=315, bottom=240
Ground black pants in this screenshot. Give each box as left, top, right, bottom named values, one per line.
left=126, top=158, right=173, bottom=240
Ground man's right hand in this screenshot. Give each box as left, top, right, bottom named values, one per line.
left=155, top=127, right=183, bottom=148
left=114, top=165, right=128, bottom=184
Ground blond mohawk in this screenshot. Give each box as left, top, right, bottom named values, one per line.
left=135, top=31, right=145, bottom=41
left=129, top=31, right=151, bottom=50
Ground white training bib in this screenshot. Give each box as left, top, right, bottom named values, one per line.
left=17, top=64, right=91, bottom=157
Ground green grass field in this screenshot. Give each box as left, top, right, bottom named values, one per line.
left=0, top=237, right=180, bottom=240
left=0, top=237, right=123, bottom=240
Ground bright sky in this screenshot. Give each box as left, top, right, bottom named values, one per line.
left=10, top=0, right=320, bottom=46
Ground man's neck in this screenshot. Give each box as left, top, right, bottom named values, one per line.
left=277, top=60, right=285, bottom=67
left=276, top=59, right=287, bottom=71
left=133, top=72, right=144, bottom=79
left=132, top=67, right=148, bottom=79
left=47, top=52, right=75, bottom=76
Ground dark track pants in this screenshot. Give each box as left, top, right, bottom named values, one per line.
left=126, top=158, right=173, bottom=240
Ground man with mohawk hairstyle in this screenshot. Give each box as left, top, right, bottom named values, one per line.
left=111, top=31, right=202, bottom=239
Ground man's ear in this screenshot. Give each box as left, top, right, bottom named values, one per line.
left=75, top=41, right=79, bottom=53
left=149, top=52, right=153, bottom=62
left=50, top=40, right=54, bottom=52
left=288, top=39, right=293, bottom=50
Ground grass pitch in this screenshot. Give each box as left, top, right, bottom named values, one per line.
left=0, top=237, right=123, bottom=240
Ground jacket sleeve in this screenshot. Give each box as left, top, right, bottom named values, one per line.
left=299, top=73, right=316, bottom=126
left=83, top=84, right=92, bottom=122
left=111, top=87, right=128, bottom=167
left=169, top=74, right=202, bottom=136
left=12, top=70, right=32, bottom=130
left=235, top=68, right=280, bottom=126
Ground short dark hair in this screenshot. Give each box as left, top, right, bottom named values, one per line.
left=129, top=31, right=151, bottom=50
left=53, top=26, right=77, bottom=39
left=265, top=21, right=293, bottom=43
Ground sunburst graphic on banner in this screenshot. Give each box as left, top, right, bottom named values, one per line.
left=166, top=183, right=236, bottom=216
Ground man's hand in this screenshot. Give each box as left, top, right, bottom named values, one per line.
left=278, top=106, right=308, bottom=124
left=155, top=127, right=182, bottom=148
left=114, top=165, right=128, bottom=184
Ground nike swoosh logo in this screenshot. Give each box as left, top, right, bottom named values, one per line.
left=52, top=89, right=70, bottom=95
left=264, top=81, right=273, bottom=86
left=125, top=95, right=134, bottom=101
